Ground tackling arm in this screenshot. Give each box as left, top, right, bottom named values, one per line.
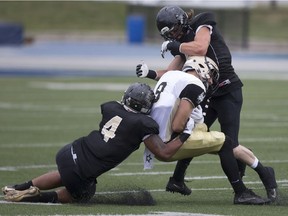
left=144, top=115, right=194, bottom=161
left=155, top=55, right=185, bottom=80
left=144, top=134, right=184, bottom=162
left=156, top=27, right=211, bottom=79
left=180, top=26, right=211, bottom=56
left=136, top=52, right=185, bottom=81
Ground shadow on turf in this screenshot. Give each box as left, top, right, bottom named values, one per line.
left=88, top=189, right=156, bottom=206
left=271, top=189, right=288, bottom=206
left=70, top=187, right=288, bottom=207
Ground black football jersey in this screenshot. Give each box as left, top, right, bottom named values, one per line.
left=72, top=101, right=159, bottom=179
left=179, top=12, right=243, bottom=97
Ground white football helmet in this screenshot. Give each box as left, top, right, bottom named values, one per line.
left=182, top=56, right=219, bottom=91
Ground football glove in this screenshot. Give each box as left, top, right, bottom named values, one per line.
left=161, top=41, right=170, bottom=58
left=161, top=41, right=181, bottom=58
left=136, top=63, right=157, bottom=79
left=184, top=116, right=195, bottom=135
left=191, top=105, right=204, bottom=124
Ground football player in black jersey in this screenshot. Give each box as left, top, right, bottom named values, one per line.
left=2, top=83, right=194, bottom=203
left=136, top=5, right=277, bottom=202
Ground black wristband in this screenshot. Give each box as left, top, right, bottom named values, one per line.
left=147, top=70, right=157, bottom=80
left=179, top=133, right=190, bottom=143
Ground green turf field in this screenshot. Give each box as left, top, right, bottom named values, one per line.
left=0, top=77, right=287, bottom=216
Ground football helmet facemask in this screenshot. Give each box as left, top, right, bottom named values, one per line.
left=182, top=56, right=219, bottom=91
left=122, top=83, right=155, bottom=114
left=156, top=5, right=188, bottom=41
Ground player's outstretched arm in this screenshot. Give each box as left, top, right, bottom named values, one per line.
left=135, top=56, right=184, bottom=81
left=143, top=135, right=182, bottom=161
left=144, top=117, right=194, bottom=161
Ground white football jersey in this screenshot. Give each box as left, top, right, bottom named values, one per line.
left=151, top=70, right=206, bottom=142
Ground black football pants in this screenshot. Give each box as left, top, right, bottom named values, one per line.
left=203, top=88, right=246, bottom=176
left=172, top=88, right=245, bottom=181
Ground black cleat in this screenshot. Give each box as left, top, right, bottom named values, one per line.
left=260, top=167, right=278, bottom=202
left=166, top=177, right=191, bottom=196
left=266, top=188, right=278, bottom=202
left=234, top=189, right=270, bottom=205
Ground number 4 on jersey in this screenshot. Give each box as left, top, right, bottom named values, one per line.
left=101, top=116, right=122, bottom=142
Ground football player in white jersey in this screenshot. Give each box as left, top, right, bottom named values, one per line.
left=151, top=59, right=208, bottom=143
left=139, top=56, right=277, bottom=205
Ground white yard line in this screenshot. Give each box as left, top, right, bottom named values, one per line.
left=0, top=202, right=227, bottom=216
left=0, top=159, right=288, bottom=172
left=0, top=200, right=62, bottom=206
left=0, top=102, right=100, bottom=114
left=30, top=82, right=130, bottom=91
left=1, top=136, right=287, bottom=149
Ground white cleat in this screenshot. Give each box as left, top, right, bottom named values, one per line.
left=2, top=186, right=16, bottom=195
left=4, top=186, right=40, bottom=202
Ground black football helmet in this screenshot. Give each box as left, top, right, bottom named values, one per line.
left=122, top=83, right=155, bottom=114
left=156, top=5, right=188, bottom=40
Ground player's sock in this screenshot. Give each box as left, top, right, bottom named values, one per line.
left=231, top=179, right=247, bottom=194
left=22, top=191, right=58, bottom=203
left=13, top=180, right=33, bottom=191
left=39, top=191, right=58, bottom=203
left=237, top=159, right=246, bottom=178
left=172, top=158, right=193, bottom=181
left=218, top=137, right=246, bottom=194
left=253, top=161, right=267, bottom=179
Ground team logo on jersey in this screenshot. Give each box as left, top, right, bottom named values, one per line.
left=197, top=92, right=206, bottom=104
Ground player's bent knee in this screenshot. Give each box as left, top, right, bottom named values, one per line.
left=233, top=146, right=242, bottom=159
left=71, top=182, right=96, bottom=203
